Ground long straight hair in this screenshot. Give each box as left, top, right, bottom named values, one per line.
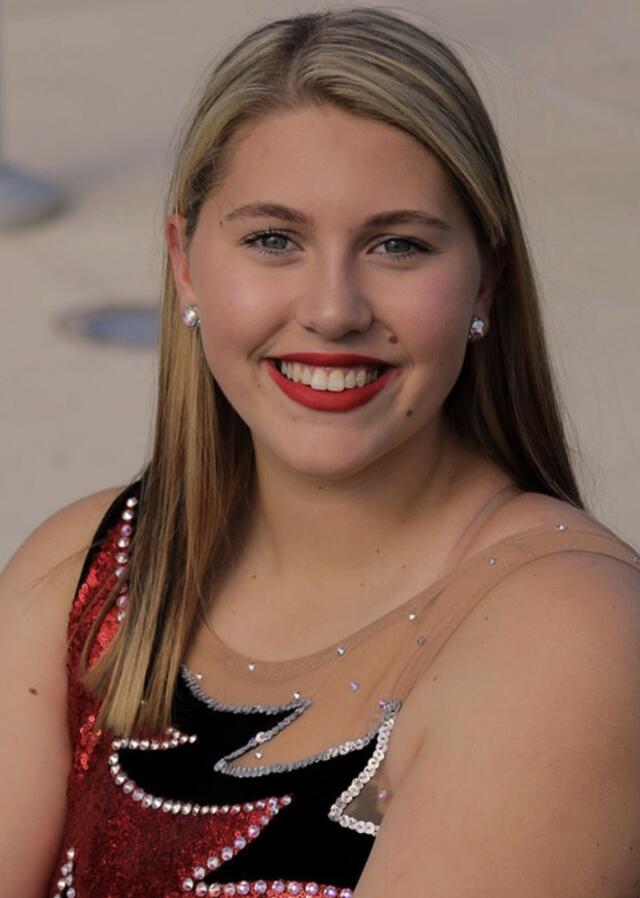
left=85, top=6, right=585, bottom=735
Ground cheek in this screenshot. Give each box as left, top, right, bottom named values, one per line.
left=394, top=262, right=479, bottom=359
left=194, top=262, right=285, bottom=360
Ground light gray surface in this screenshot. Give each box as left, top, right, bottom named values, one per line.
left=1, top=0, right=638, bottom=567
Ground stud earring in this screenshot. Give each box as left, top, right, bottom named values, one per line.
left=467, top=315, right=486, bottom=342
left=182, top=304, right=200, bottom=329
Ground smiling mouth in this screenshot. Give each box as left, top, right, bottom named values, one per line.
left=274, top=359, right=387, bottom=393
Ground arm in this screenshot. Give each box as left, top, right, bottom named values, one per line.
left=354, top=551, right=640, bottom=898
left=0, top=487, right=122, bottom=896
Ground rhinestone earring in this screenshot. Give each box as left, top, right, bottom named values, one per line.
left=467, top=315, right=486, bottom=342
left=182, top=304, right=200, bottom=328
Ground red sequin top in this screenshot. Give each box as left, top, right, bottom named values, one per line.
left=48, top=487, right=379, bottom=898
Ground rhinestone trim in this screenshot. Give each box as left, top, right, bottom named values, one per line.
left=328, top=700, right=399, bottom=837
left=181, top=796, right=292, bottom=893
left=184, top=883, right=351, bottom=897
left=52, top=846, right=76, bottom=898
left=107, top=727, right=214, bottom=814
left=111, top=495, right=137, bottom=622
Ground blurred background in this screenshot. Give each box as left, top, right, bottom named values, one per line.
left=1, top=0, right=638, bottom=567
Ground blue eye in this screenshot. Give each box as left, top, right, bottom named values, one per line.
left=240, top=228, right=432, bottom=260
left=241, top=228, right=295, bottom=256
left=373, top=237, right=429, bottom=260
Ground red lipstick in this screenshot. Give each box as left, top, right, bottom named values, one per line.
left=277, top=352, right=389, bottom=367
left=264, top=359, right=398, bottom=412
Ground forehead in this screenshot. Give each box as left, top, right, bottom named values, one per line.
left=212, top=104, right=461, bottom=219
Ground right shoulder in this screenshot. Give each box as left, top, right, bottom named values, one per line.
left=0, top=485, right=129, bottom=694
left=0, top=485, right=127, bottom=609
left=0, top=485, right=127, bottom=893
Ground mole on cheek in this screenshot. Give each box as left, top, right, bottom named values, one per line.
left=388, top=335, right=398, bottom=344
left=406, top=409, right=413, bottom=417
left=28, top=687, right=38, bottom=696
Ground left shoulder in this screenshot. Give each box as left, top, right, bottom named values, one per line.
left=461, top=489, right=640, bottom=633
left=477, top=535, right=640, bottom=689
left=464, top=489, right=640, bottom=684
left=472, top=489, right=628, bottom=547
left=355, top=498, right=640, bottom=896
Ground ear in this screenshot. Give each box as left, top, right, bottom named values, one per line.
left=473, top=255, right=499, bottom=326
left=166, top=214, right=196, bottom=313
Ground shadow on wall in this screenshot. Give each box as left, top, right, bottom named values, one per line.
left=56, top=304, right=159, bottom=348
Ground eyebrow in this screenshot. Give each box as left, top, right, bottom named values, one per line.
left=221, top=202, right=452, bottom=232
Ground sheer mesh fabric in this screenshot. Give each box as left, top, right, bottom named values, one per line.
left=181, top=520, right=640, bottom=828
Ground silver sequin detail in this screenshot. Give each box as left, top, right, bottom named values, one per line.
left=486, top=556, right=497, bottom=566
left=328, top=699, right=400, bottom=837
left=408, top=612, right=417, bottom=621
left=182, top=666, right=312, bottom=715
left=416, top=635, right=426, bottom=646
left=212, top=695, right=397, bottom=779
left=556, top=523, right=568, bottom=531
left=336, top=645, right=346, bottom=656
left=247, top=662, right=256, bottom=672
left=629, top=553, right=640, bottom=564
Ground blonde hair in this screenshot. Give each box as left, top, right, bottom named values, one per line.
left=85, top=6, right=584, bottom=734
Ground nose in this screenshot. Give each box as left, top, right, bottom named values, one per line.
left=295, top=256, right=373, bottom=341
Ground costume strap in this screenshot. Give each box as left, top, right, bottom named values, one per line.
left=393, top=525, right=640, bottom=702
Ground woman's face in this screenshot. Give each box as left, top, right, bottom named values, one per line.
left=167, top=104, right=492, bottom=480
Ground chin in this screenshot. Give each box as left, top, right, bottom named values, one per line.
left=258, top=431, right=386, bottom=482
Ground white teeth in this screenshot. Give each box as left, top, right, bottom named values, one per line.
left=310, top=368, right=328, bottom=390
left=276, top=360, right=384, bottom=392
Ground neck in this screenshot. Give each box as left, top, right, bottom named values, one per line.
left=244, top=419, right=478, bottom=587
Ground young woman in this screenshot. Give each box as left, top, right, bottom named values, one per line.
left=3, top=8, right=640, bottom=898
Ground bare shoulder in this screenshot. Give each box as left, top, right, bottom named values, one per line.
left=0, top=489, right=126, bottom=893
left=469, top=489, right=616, bottom=553
left=0, top=488, right=122, bottom=599
left=358, top=501, right=640, bottom=896
left=0, top=483, right=129, bottom=696
left=0, top=482, right=126, bottom=681
left=359, top=561, right=640, bottom=895
left=461, top=489, right=640, bottom=664
left=420, top=490, right=640, bottom=718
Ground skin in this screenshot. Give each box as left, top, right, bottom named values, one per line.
left=167, top=103, right=510, bottom=645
